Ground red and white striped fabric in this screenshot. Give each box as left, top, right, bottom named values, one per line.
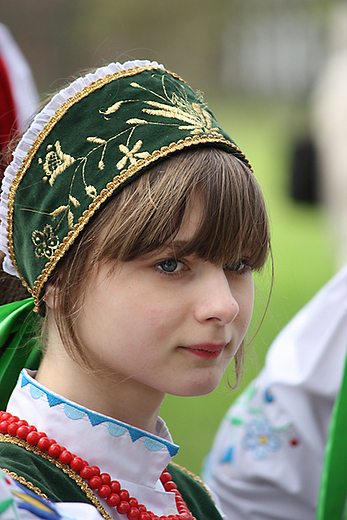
left=0, top=22, right=38, bottom=181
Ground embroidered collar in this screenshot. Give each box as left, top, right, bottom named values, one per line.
left=7, top=370, right=179, bottom=514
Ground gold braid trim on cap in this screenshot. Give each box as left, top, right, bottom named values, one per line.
left=0, top=434, right=112, bottom=520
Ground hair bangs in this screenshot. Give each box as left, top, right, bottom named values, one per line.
left=164, top=149, right=269, bottom=271
left=95, top=147, right=269, bottom=272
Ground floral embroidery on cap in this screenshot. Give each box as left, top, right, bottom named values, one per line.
left=32, top=225, right=60, bottom=259
left=116, top=140, right=150, bottom=170
left=40, top=141, right=75, bottom=186
left=34, top=72, right=224, bottom=236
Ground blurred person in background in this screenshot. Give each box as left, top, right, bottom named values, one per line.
left=0, top=22, right=38, bottom=179
left=0, top=22, right=38, bottom=304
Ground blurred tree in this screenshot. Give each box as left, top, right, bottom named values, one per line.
left=0, top=0, right=336, bottom=96
left=0, top=0, right=232, bottom=93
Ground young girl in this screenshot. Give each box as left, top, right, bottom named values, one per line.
left=0, top=60, right=269, bottom=520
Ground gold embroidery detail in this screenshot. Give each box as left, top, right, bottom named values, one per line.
left=140, top=100, right=220, bottom=135
left=116, top=141, right=150, bottom=170
left=51, top=205, right=69, bottom=218
left=0, top=467, right=48, bottom=500
left=116, top=76, right=222, bottom=138
left=86, top=185, right=97, bottom=198
left=0, top=434, right=112, bottom=520
left=42, top=140, right=97, bottom=229
left=38, top=68, right=239, bottom=231
left=126, top=75, right=221, bottom=137
left=87, top=137, right=107, bottom=144
left=86, top=138, right=107, bottom=170
left=69, top=195, right=80, bottom=208
left=99, top=100, right=124, bottom=116
left=42, top=141, right=75, bottom=186
left=32, top=225, right=60, bottom=259
left=7, top=65, right=165, bottom=297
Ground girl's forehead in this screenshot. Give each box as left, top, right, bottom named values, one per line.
left=175, top=197, right=203, bottom=240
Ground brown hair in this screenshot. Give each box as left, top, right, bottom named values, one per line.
left=47, top=146, right=270, bottom=384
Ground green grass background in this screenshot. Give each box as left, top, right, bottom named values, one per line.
left=160, top=97, right=336, bottom=476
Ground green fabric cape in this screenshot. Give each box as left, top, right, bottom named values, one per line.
left=0, top=441, right=223, bottom=520
left=0, top=298, right=42, bottom=410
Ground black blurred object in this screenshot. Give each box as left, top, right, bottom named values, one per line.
left=290, top=138, right=318, bottom=203
left=0, top=270, right=29, bottom=305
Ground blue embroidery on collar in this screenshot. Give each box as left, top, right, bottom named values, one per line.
left=46, top=394, right=65, bottom=408
left=64, top=404, right=85, bottom=420
left=106, top=423, right=127, bottom=437
left=144, top=438, right=167, bottom=452
left=19, top=371, right=179, bottom=456
left=21, top=376, right=30, bottom=388
left=29, top=386, right=45, bottom=400
left=86, top=412, right=107, bottom=427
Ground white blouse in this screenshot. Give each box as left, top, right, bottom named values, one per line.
left=6, top=369, right=180, bottom=519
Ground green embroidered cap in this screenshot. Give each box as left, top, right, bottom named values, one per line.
left=0, top=60, right=251, bottom=312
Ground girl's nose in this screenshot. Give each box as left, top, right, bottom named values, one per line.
left=194, top=267, right=239, bottom=325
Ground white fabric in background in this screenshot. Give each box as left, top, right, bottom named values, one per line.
left=0, top=23, right=38, bottom=134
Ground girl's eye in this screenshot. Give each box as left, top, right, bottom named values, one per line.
left=224, top=261, right=247, bottom=273
left=155, top=258, right=183, bottom=274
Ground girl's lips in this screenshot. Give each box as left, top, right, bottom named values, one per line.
left=180, top=343, right=226, bottom=359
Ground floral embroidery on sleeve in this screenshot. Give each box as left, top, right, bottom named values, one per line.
left=217, top=383, right=300, bottom=466
left=241, top=419, right=281, bottom=460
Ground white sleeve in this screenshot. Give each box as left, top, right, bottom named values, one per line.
left=0, top=470, right=104, bottom=520
left=203, top=264, right=347, bottom=520
left=0, top=23, right=39, bottom=133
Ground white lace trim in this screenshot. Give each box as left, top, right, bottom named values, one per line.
left=0, top=60, right=163, bottom=278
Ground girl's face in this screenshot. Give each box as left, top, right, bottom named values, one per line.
left=74, top=198, right=254, bottom=401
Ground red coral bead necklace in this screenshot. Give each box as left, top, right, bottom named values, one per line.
left=0, top=411, right=194, bottom=520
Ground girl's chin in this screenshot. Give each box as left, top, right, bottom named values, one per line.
left=169, top=378, right=225, bottom=398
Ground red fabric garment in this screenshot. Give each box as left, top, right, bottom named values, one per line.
left=0, top=51, right=18, bottom=182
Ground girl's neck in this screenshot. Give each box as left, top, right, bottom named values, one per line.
left=35, top=350, right=164, bottom=434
